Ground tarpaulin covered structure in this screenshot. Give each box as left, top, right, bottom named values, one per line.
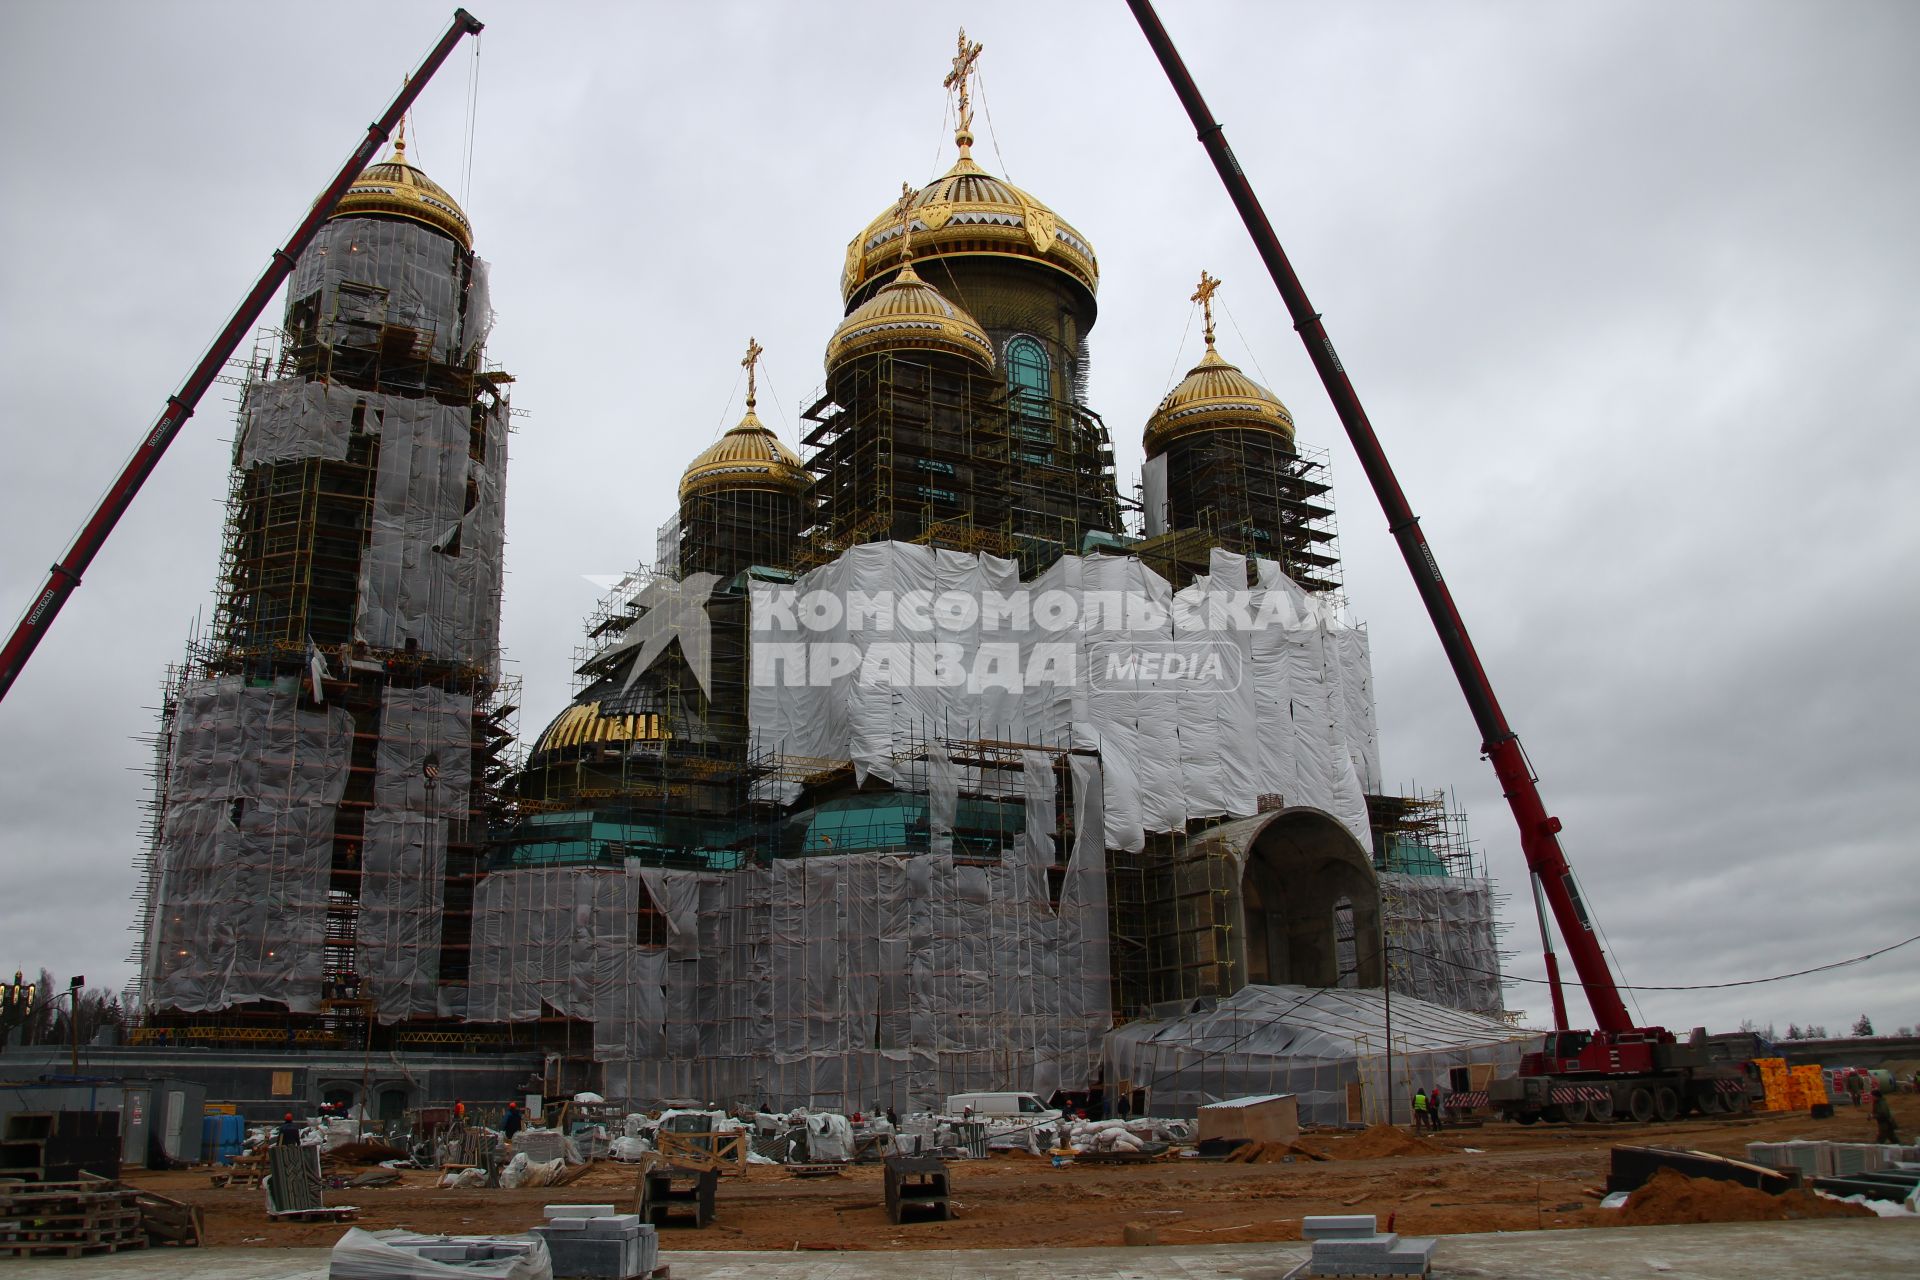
left=1103, top=983, right=1531, bottom=1124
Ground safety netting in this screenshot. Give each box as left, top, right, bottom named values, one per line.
left=1103, top=983, right=1532, bottom=1124
left=357, top=687, right=475, bottom=1022
left=356, top=393, right=508, bottom=673
left=144, top=677, right=353, bottom=1012
left=466, top=755, right=1111, bottom=1112
left=1381, top=872, right=1505, bottom=1017
left=287, top=216, right=490, bottom=365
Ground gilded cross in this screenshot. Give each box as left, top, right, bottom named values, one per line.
left=894, top=181, right=916, bottom=268
left=741, top=336, right=763, bottom=409
left=1192, top=270, right=1221, bottom=348
left=944, top=27, right=984, bottom=153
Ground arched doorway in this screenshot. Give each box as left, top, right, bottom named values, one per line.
left=1236, top=808, right=1381, bottom=989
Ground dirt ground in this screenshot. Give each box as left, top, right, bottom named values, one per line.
left=123, top=1093, right=1919, bottom=1254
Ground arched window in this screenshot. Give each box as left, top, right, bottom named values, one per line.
left=1005, top=335, right=1050, bottom=416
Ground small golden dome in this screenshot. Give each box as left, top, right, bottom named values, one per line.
left=1144, top=345, right=1295, bottom=457
left=825, top=261, right=996, bottom=378
left=680, top=408, right=809, bottom=501
left=841, top=156, right=1098, bottom=305
left=530, top=700, right=670, bottom=758
left=331, top=135, right=473, bottom=249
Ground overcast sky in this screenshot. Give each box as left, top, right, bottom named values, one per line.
left=1, top=0, right=1914, bottom=1038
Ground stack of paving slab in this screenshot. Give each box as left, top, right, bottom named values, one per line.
left=529, top=1204, right=657, bottom=1279
left=1301, top=1215, right=1436, bottom=1277
left=329, top=1227, right=551, bottom=1279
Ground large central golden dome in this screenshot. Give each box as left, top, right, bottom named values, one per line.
left=331, top=135, right=473, bottom=249
left=842, top=155, right=1096, bottom=305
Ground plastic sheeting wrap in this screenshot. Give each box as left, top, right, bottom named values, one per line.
left=748, top=542, right=1378, bottom=851
left=236, top=378, right=359, bottom=466
left=146, top=677, right=352, bottom=1013
left=355, top=392, right=507, bottom=672
left=358, top=687, right=473, bottom=1022
left=1102, top=984, right=1532, bottom=1125
left=288, top=217, right=486, bottom=364
left=1381, top=873, right=1505, bottom=1016
left=469, top=769, right=1110, bottom=1113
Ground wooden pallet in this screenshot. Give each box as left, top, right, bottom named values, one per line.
left=0, top=1178, right=150, bottom=1258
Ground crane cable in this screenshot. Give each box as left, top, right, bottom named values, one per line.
left=1402, top=930, right=1920, bottom=993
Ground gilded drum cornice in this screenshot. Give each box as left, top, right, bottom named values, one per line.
left=331, top=136, right=473, bottom=249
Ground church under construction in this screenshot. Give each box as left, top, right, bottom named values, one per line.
left=126, top=31, right=1522, bottom=1123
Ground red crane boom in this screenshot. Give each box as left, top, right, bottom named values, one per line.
left=1125, top=0, right=1633, bottom=1035
left=0, top=8, right=485, bottom=705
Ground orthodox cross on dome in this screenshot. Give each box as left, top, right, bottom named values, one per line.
left=391, top=75, right=412, bottom=163
left=944, top=27, right=984, bottom=158
left=741, top=336, right=763, bottom=410
left=1192, top=270, right=1221, bottom=349
left=893, top=181, right=917, bottom=270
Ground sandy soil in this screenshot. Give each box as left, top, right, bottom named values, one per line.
left=121, top=1093, right=1918, bottom=1253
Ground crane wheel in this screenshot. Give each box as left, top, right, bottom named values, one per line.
left=1588, top=1093, right=1615, bottom=1123
left=1654, top=1084, right=1680, bottom=1122
left=1627, top=1085, right=1656, bottom=1124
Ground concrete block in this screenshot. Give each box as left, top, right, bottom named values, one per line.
left=540, top=1215, right=589, bottom=1230
left=1389, top=1236, right=1438, bottom=1262
left=1312, top=1232, right=1399, bottom=1260
left=582, top=1213, right=643, bottom=1237
left=546, top=1203, right=617, bottom=1218
left=538, top=1229, right=652, bottom=1279
left=1122, top=1222, right=1159, bottom=1246
left=1302, top=1213, right=1378, bottom=1239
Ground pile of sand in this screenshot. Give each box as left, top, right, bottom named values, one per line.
left=1617, top=1169, right=1874, bottom=1226
left=1221, top=1140, right=1325, bottom=1164
left=1295, top=1124, right=1433, bottom=1160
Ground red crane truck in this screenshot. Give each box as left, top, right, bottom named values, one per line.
left=1126, top=1, right=1762, bottom=1125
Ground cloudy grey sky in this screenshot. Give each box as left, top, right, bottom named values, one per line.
left=1, top=1, right=1914, bottom=1037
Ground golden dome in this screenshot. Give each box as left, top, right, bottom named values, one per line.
left=680, top=408, right=809, bottom=501
left=331, top=135, right=473, bottom=249
left=530, top=700, right=669, bottom=758
left=841, top=155, right=1098, bottom=305
left=825, top=261, right=996, bottom=378
left=1144, top=345, right=1295, bottom=457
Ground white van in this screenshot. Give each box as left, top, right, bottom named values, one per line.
left=944, top=1091, right=1061, bottom=1122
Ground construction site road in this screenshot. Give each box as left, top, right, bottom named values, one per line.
left=97, top=1095, right=1919, bottom=1260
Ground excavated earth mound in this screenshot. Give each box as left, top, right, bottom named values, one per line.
left=1617, top=1168, right=1874, bottom=1226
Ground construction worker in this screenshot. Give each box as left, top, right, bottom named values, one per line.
left=276, top=1113, right=303, bottom=1147
left=1846, top=1070, right=1866, bottom=1106
left=1869, top=1090, right=1899, bottom=1144
left=501, top=1100, right=523, bottom=1144
left=1429, top=1084, right=1447, bottom=1130
left=1412, top=1088, right=1428, bottom=1131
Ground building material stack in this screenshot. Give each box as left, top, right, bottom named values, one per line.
left=529, top=1204, right=658, bottom=1279
left=1300, top=1214, right=1436, bottom=1278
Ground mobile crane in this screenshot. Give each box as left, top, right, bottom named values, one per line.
left=1126, top=1, right=1760, bottom=1124
left=0, top=10, right=484, bottom=706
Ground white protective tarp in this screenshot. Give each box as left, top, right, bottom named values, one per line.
left=146, top=676, right=352, bottom=1013
left=1102, top=983, right=1533, bottom=1125
left=748, top=542, right=1378, bottom=851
